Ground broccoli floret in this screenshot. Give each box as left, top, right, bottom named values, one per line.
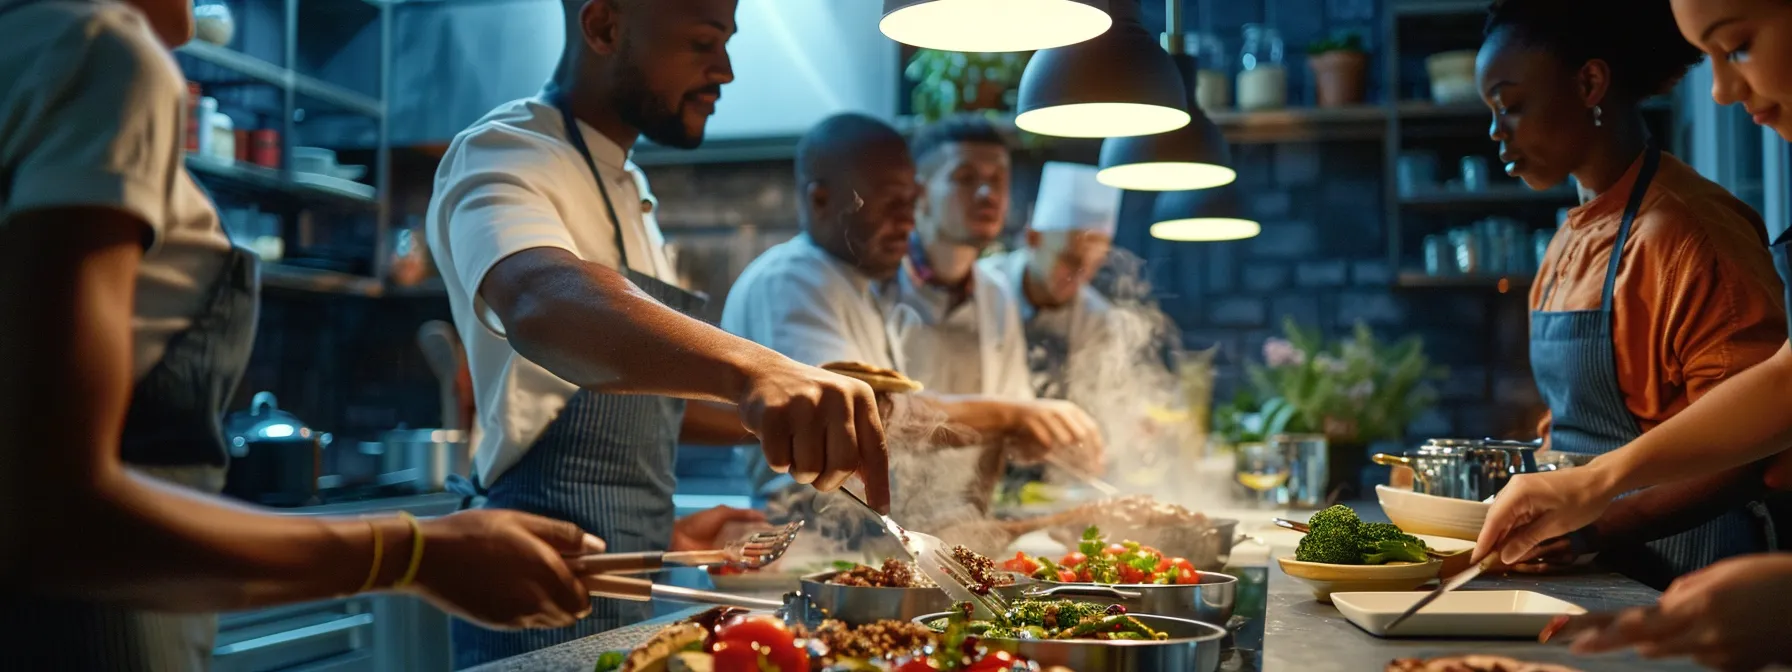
left=1295, top=528, right=1363, bottom=565
left=1307, top=504, right=1361, bottom=536
left=1360, top=539, right=1428, bottom=564
left=1359, top=522, right=1422, bottom=546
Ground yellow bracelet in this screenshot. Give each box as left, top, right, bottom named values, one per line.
left=357, top=519, right=384, bottom=593
left=394, top=512, right=426, bottom=589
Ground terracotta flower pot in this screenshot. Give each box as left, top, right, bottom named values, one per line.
left=1309, top=50, right=1368, bottom=107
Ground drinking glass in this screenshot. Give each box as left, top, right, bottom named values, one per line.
left=1235, top=442, right=1291, bottom=508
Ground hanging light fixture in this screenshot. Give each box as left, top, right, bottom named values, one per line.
left=1014, top=0, right=1190, bottom=138
left=880, top=0, right=1112, bottom=53
left=1097, top=0, right=1235, bottom=191
left=1149, top=185, right=1260, bottom=241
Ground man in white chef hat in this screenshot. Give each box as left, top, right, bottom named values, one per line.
left=980, top=161, right=1120, bottom=401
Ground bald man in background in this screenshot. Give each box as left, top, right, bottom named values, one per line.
left=722, top=113, right=1101, bottom=542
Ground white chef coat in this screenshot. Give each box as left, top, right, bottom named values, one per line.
left=720, top=233, right=904, bottom=371
left=981, top=249, right=1113, bottom=364
left=0, top=0, right=232, bottom=383
left=425, top=95, right=676, bottom=486
left=895, top=258, right=1034, bottom=401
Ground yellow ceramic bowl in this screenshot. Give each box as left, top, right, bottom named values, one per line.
left=1276, top=556, right=1442, bottom=603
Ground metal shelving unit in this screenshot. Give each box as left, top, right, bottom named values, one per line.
left=1398, top=186, right=1577, bottom=208
left=177, top=0, right=396, bottom=298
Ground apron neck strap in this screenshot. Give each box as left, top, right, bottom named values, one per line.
left=1599, top=144, right=1662, bottom=312
left=544, top=85, right=633, bottom=270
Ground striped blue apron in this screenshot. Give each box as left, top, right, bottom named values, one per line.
left=447, top=90, right=705, bottom=670
left=0, top=239, right=260, bottom=672
left=1532, top=145, right=1770, bottom=583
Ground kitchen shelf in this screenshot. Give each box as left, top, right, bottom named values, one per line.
left=176, top=42, right=384, bottom=118
left=187, top=156, right=379, bottom=209
left=1395, top=271, right=1535, bottom=291
left=635, top=106, right=1395, bottom=166
left=261, top=263, right=384, bottom=297
left=1399, top=186, right=1577, bottom=208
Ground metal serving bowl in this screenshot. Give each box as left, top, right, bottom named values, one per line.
left=913, top=611, right=1224, bottom=672
left=800, top=571, right=1035, bottom=625
left=994, top=570, right=1238, bottom=627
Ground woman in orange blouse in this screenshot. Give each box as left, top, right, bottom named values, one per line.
left=1478, top=0, right=1787, bottom=587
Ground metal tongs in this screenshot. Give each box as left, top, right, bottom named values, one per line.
left=575, top=521, right=805, bottom=610
left=835, top=484, right=1014, bottom=621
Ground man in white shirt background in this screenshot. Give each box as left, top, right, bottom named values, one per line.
left=425, top=0, right=889, bottom=666
left=722, top=113, right=1102, bottom=544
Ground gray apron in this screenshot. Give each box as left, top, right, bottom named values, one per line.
left=447, top=90, right=705, bottom=670
left=0, top=228, right=260, bottom=672
left=1532, top=146, right=1771, bottom=585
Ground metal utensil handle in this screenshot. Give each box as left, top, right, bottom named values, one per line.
left=573, top=550, right=729, bottom=574
left=648, top=584, right=788, bottom=610
left=585, top=574, right=654, bottom=602
left=1272, top=518, right=1310, bottom=534
left=1022, top=584, right=1144, bottom=599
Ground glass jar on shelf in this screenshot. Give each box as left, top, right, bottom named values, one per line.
left=1237, top=24, right=1287, bottom=111
left=1196, top=32, right=1231, bottom=111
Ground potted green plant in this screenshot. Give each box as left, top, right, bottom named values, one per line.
left=1237, top=319, right=1447, bottom=496
left=904, top=49, right=1031, bottom=123
left=1306, top=31, right=1368, bottom=107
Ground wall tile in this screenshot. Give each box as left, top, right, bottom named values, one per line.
left=1247, top=220, right=1319, bottom=258
left=1352, top=259, right=1391, bottom=285
left=1274, top=143, right=1322, bottom=187
left=1295, top=259, right=1349, bottom=287
left=1272, top=295, right=1322, bottom=329
left=1335, top=291, right=1405, bottom=326
left=1209, top=297, right=1269, bottom=327
left=1243, top=262, right=1291, bottom=291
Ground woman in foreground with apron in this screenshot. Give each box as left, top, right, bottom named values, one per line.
left=1477, top=0, right=1786, bottom=588
left=0, top=0, right=616, bottom=668
left=1477, top=1, right=1792, bottom=668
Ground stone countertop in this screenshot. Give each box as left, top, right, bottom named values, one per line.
left=1262, top=563, right=1700, bottom=671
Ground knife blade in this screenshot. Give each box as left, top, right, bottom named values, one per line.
left=1384, top=557, right=1493, bottom=633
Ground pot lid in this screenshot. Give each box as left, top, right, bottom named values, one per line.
left=229, top=392, right=321, bottom=443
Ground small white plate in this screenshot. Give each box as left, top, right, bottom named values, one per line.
left=1332, top=590, right=1586, bottom=638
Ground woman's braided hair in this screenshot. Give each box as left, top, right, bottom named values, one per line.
left=1485, top=0, right=1704, bottom=98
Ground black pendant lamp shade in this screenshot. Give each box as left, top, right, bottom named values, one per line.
left=880, top=0, right=1113, bottom=53
left=1149, top=184, right=1260, bottom=241
left=1015, top=0, right=1191, bottom=138
left=1098, top=53, right=1236, bottom=190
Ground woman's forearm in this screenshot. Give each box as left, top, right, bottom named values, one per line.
left=1592, top=343, right=1792, bottom=496
left=1587, top=461, right=1771, bottom=549
left=27, top=470, right=401, bottom=611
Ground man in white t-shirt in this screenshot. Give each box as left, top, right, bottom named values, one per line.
left=0, top=0, right=634, bottom=667
left=425, top=0, right=889, bottom=665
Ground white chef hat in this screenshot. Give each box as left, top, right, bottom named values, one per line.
left=1031, top=161, right=1120, bottom=236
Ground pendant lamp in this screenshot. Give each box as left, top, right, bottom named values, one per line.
left=881, top=0, right=1112, bottom=53
left=1014, top=0, right=1190, bottom=138
left=1149, top=184, right=1260, bottom=241
left=1096, top=0, right=1235, bottom=190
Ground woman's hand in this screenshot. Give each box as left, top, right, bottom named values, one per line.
left=1566, top=553, right=1792, bottom=671
left=408, top=510, right=605, bottom=630
left=1474, top=466, right=1622, bottom=566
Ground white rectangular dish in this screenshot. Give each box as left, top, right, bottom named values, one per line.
left=1332, top=590, right=1586, bottom=637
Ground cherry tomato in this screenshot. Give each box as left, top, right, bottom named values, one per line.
left=1154, top=558, right=1171, bottom=573
left=963, top=650, right=1021, bottom=672
left=710, top=641, right=762, bottom=672
left=1059, top=552, right=1087, bottom=568
left=715, top=615, right=807, bottom=672
left=1057, top=568, right=1078, bottom=583
left=1117, top=565, right=1144, bottom=584
left=1140, top=545, right=1163, bottom=557
left=1169, top=557, right=1195, bottom=573
left=1102, top=543, right=1127, bottom=556
left=1175, top=568, right=1202, bottom=585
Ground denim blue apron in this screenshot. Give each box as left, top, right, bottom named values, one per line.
left=1533, top=146, right=1770, bottom=584
left=0, top=225, right=260, bottom=672
left=447, top=91, right=704, bottom=670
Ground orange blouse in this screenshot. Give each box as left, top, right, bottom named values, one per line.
left=1532, top=152, right=1786, bottom=441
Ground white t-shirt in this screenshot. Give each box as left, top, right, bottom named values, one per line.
left=0, top=0, right=231, bottom=382
left=894, top=260, right=1033, bottom=401
left=720, top=233, right=903, bottom=371
left=425, top=96, right=676, bottom=486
